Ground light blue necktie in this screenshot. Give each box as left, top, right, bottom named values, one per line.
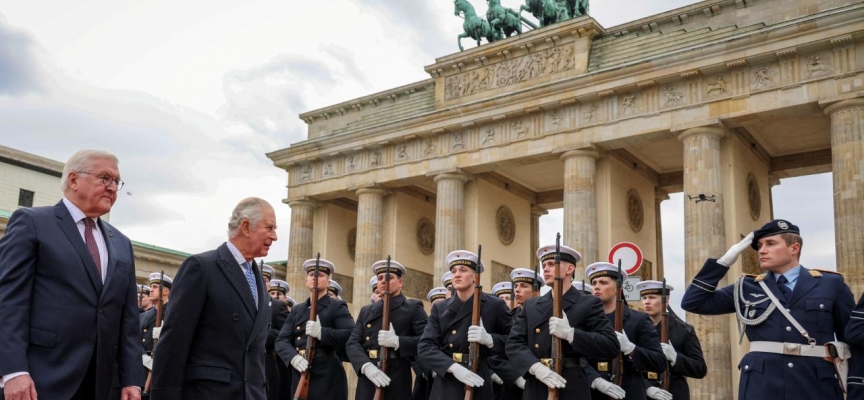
left=242, top=262, right=258, bottom=308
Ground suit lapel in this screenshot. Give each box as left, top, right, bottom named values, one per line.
left=536, top=292, right=553, bottom=327
left=99, top=219, right=118, bottom=300
left=443, top=296, right=474, bottom=331
left=786, top=267, right=817, bottom=307
left=54, top=202, right=102, bottom=293
left=215, top=244, right=257, bottom=317
left=367, top=294, right=405, bottom=323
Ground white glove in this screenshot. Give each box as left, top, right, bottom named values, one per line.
left=361, top=362, right=391, bottom=388
left=515, top=376, right=526, bottom=389
left=661, top=343, right=678, bottom=365
left=718, top=232, right=754, bottom=267
left=142, top=354, right=153, bottom=370
left=528, top=362, right=566, bottom=389
left=151, top=326, right=161, bottom=340
left=291, top=354, right=309, bottom=373
left=468, top=320, right=494, bottom=348
left=616, top=331, right=635, bottom=355
left=491, top=373, right=503, bottom=385
left=647, top=386, right=674, bottom=400
left=378, top=323, right=400, bottom=350
left=306, top=316, right=322, bottom=339
left=448, top=363, right=484, bottom=387
left=549, top=313, right=575, bottom=343
left=592, top=378, right=626, bottom=399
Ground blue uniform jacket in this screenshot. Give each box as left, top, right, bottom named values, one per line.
left=682, top=259, right=853, bottom=400
left=842, top=294, right=864, bottom=399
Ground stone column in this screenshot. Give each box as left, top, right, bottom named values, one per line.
left=530, top=206, right=548, bottom=266
left=287, top=199, right=317, bottom=302
left=824, top=99, right=864, bottom=295
left=768, top=173, right=781, bottom=220
left=353, top=187, right=387, bottom=313
left=433, top=173, right=470, bottom=281
left=678, top=126, right=731, bottom=399
left=655, top=189, right=669, bottom=279
left=561, top=149, right=600, bottom=281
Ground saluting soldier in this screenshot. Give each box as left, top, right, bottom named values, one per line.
left=141, top=273, right=172, bottom=375
left=489, top=268, right=545, bottom=400
left=583, top=262, right=666, bottom=400
left=266, top=278, right=290, bottom=400
left=346, top=260, right=429, bottom=400
left=681, top=219, right=853, bottom=400
left=506, top=245, right=619, bottom=399
left=636, top=280, right=706, bottom=400
left=412, top=287, right=450, bottom=400
left=276, top=258, right=355, bottom=400
left=418, top=250, right=512, bottom=400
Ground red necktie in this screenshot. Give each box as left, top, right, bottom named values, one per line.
left=84, top=218, right=102, bottom=280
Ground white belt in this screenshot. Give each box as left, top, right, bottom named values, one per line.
left=749, top=341, right=827, bottom=358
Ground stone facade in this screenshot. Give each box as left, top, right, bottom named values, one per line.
left=269, top=1, right=864, bottom=398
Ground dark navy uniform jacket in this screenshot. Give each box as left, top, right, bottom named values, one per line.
left=487, top=307, right=524, bottom=400
left=643, top=315, right=707, bottom=400
left=346, top=293, right=428, bottom=400
left=843, top=294, right=864, bottom=400
left=507, top=288, right=619, bottom=400
left=584, top=307, right=666, bottom=400
left=682, top=259, right=853, bottom=400
left=265, top=298, right=288, bottom=400
left=417, top=292, right=512, bottom=400
left=276, top=293, right=354, bottom=400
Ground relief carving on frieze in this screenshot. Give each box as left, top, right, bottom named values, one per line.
left=444, top=45, right=575, bottom=101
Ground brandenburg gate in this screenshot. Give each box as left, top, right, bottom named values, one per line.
left=267, top=0, right=864, bottom=397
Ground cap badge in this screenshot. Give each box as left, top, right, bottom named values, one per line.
left=778, top=221, right=789, bottom=229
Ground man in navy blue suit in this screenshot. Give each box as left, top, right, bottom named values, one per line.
left=682, top=219, right=853, bottom=400
left=0, top=150, right=143, bottom=400
left=150, top=197, right=276, bottom=400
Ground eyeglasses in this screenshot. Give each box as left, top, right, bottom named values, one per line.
left=76, top=171, right=125, bottom=190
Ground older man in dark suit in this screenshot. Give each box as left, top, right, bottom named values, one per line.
left=0, top=150, right=142, bottom=400
left=150, top=197, right=277, bottom=400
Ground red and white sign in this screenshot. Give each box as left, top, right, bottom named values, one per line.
left=608, top=242, right=644, bottom=276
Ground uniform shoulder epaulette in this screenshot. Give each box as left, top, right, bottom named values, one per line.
left=812, top=268, right=842, bottom=277
left=753, top=273, right=767, bottom=282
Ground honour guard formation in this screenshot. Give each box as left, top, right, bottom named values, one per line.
left=1, top=151, right=862, bottom=400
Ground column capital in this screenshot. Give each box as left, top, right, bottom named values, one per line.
left=433, top=172, right=472, bottom=184
left=823, top=98, right=864, bottom=116
left=560, top=149, right=601, bottom=161
left=677, top=126, right=726, bottom=142
left=530, top=205, right=548, bottom=217
left=655, top=188, right=670, bottom=202
left=355, top=187, right=388, bottom=197
left=287, top=198, right=318, bottom=209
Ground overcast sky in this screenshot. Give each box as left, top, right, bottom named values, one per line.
left=0, top=0, right=839, bottom=311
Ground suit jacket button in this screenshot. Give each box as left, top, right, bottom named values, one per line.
left=233, top=314, right=240, bottom=321
left=297, top=336, right=302, bottom=340
left=535, top=328, right=541, bottom=334
left=449, top=343, right=454, bottom=348
left=367, top=324, right=372, bottom=328
left=534, top=344, right=540, bottom=349
left=452, top=330, right=457, bottom=335
left=143, top=329, right=148, bottom=332
left=297, top=326, right=302, bottom=330
left=366, top=336, right=370, bottom=341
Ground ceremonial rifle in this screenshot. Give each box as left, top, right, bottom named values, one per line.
left=464, top=245, right=483, bottom=400
left=661, top=278, right=671, bottom=391
left=143, top=271, right=165, bottom=395
left=548, top=233, right=563, bottom=400
left=611, top=261, right=625, bottom=390
left=293, top=253, right=321, bottom=400
left=373, top=256, right=393, bottom=400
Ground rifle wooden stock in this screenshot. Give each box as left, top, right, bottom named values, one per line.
left=373, top=257, right=393, bottom=400
left=464, top=246, right=483, bottom=400
left=661, top=280, right=670, bottom=391
left=549, top=233, right=562, bottom=400
left=294, top=256, right=321, bottom=400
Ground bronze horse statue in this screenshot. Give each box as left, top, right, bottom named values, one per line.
left=454, top=0, right=496, bottom=51
left=520, top=0, right=561, bottom=27
left=486, top=0, right=523, bottom=39
left=567, top=0, right=589, bottom=17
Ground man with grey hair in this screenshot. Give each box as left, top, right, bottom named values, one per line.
left=150, top=197, right=277, bottom=400
left=0, top=149, right=142, bottom=400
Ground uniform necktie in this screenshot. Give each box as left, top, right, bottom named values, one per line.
left=83, top=218, right=102, bottom=281
left=242, top=262, right=259, bottom=308
left=776, top=275, right=791, bottom=302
